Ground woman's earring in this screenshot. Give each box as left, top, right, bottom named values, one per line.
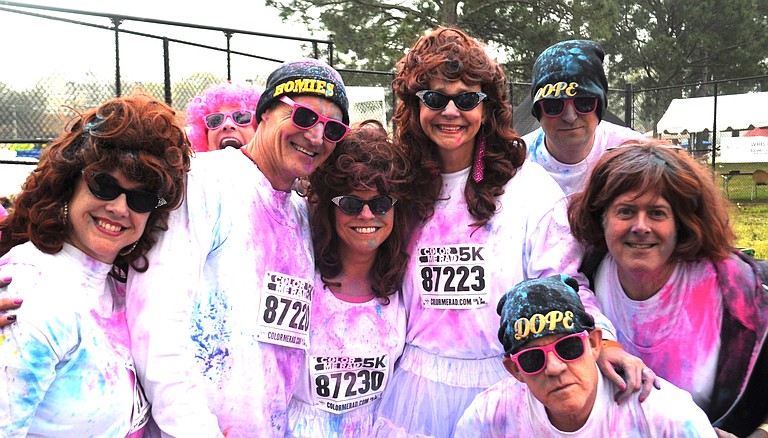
left=61, top=202, right=69, bottom=224
left=473, top=135, right=487, bottom=183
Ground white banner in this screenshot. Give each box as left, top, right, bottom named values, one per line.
left=719, top=136, right=768, bottom=163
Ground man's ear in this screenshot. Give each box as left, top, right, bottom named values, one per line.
left=588, top=328, right=602, bottom=356
left=503, top=356, right=525, bottom=383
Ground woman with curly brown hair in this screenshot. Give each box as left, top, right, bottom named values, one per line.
left=287, top=120, right=413, bottom=437
left=371, top=27, right=651, bottom=438
left=569, top=140, right=768, bottom=437
left=0, top=93, right=190, bottom=437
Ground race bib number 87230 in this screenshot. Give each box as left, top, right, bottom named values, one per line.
left=418, top=244, right=487, bottom=309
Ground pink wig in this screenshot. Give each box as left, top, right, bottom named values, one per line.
left=185, top=81, right=262, bottom=152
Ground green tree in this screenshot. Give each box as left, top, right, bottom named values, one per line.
left=264, top=0, right=620, bottom=80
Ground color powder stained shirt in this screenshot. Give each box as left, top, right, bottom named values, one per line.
left=523, top=120, right=646, bottom=196
left=402, top=163, right=615, bottom=360
left=288, top=271, right=407, bottom=437
left=0, top=242, right=143, bottom=437
left=126, top=147, right=314, bottom=437
left=595, top=256, right=723, bottom=410
left=455, top=367, right=717, bottom=437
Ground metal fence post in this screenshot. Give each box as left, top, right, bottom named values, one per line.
left=111, top=17, right=123, bottom=97
left=624, top=83, right=633, bottom=130
left=163, top=38, right=172, bottom=106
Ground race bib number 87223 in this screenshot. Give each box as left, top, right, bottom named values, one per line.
left=418, top=244, right=488, bottom=309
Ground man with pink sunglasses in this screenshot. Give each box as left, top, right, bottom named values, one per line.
left=522, top=40, right=645, bottom=196
left=455, top=275, right=715, bottom=437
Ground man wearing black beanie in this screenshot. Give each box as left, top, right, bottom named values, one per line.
left=522, top=40, right=645, bottom=197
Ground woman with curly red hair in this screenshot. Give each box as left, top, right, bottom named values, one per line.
left=371, top=27, right=651, bottom=437
left=0, top=93, right=190, bottom=436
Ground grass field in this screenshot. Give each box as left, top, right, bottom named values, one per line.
left=731, top=204, right=768, bottom=259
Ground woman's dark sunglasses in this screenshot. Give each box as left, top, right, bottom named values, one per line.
left=279, top=96, right=350, bottom=143
left=415, top=90, right=488, bottom=111
left=540, top=97, right=598, bottom=117
left=509, top=331, right=588, bottom=375
left=203, top=110, right=255, bottom=130
left=331, top=195, right=397, bottom=215
left=84, top=172, right=166, bottom=213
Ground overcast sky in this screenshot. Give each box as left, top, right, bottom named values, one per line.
left=0, top=0, right=319, bottom=88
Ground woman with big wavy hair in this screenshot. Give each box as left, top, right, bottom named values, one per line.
left=372, top=27, right=652, bottom=438
left=0, top=93, right=190, bottom=437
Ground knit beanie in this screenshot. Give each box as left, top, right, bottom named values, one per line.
left=256, top=58, right=349, bottom=125
left=530, top=40, right=608, bottom=121
left=497, top=275, right=595, bottom=355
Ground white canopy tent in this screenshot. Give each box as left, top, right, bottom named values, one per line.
left=656, top=91, right=768, bottom=134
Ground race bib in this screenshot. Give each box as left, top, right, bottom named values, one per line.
left=418, top=244, right=488, bottom=309
left=310, top=354, right=390, bottom=414
left=255, top=271, right=312, bottom=349
left=127, top=360, right=150, bottom=436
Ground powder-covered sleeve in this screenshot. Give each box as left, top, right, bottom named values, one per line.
left=0, top=269, right=76, bottom=437
left=523, top=179, right=617, bottom=340
left=126, top=169, right=226, bottom=438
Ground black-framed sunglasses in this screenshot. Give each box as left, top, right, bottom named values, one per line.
left=279, top=96, right=350, bottom=143
left=509, top=331, right=588, bottom=375
left=203, top=110, right=255, bottom=130
left=415, top=90, right=488, bottom=111
left=83, top=172, right=166, bottom=213
left=539, top=97, right=598, bottom=117
left=331, top=195, right=397, bottom=215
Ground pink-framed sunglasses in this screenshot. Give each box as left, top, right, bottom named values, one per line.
left=509, top=331, right=589, bottom=375
left=279, top=96, right=350, bottom=143
left=203, top=110, right=255, bottom=130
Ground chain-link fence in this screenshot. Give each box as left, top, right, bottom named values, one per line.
left=2, top=3, right=767, bottom=203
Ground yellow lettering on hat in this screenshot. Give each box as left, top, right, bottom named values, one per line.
left=272, top=79, right=334, bottom=98
left=513, top=310, right=575, bottom=340
left=534, top=82, right=579, bottom=100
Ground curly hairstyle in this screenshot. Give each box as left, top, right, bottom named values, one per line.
left=568, top=139, right=736, bottom=263
left=307, top=120, right=415, bottom=304
left=185, top=81, right=262, bottom=152
left=392, top=27, right=526, bottom=228
left=0, top=93, right=191, bottom=281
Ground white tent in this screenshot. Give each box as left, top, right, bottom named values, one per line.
left=656, top=91, right=768, bottom=134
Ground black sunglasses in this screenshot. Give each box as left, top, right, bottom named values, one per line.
left=203, top=110, right=255, bottom=130
left=415, top=90, right=488, bottom=111
left=331, top=195, right=397, bottom=215
left=509, top=331, right=588, bottom=375
left=84, top=172, right=166, bottom=213
left=540, top=97, right=598, bottom=117
left=279, top=96, right=350, bottom=143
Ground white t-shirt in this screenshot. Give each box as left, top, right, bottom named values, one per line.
left=402, top=163, right=616, bottom=360
left=1, top=243, right=147, bottom=437
left=455, top=367, right=716, bottom=437
left=288, top=271, right=407, bottom=436
left=523, top=120, right=646, bottom=196
left=595, top=256, right=722, bottom=410
left=126, top=147, right=315, bottom=437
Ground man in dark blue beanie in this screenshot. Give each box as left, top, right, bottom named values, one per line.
left=522, top=40, right=645, bottom=197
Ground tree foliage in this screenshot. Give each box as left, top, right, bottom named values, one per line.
left=266, top=0, right=768, bottom=90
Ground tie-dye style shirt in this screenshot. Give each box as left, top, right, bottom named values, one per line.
left=455, top=367, right=716, bottom=437
left=0, top=242, right=146, bottom=437
left=523, top=120, right=646, bottom=196
left=596, top=256, right=722, bottom=410
left=126, top=147, right=314, bottom=438
left=402, top=164, right=615, bottom=359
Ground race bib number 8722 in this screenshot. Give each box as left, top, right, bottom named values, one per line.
left=255, top=271, right=312, bottom=349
